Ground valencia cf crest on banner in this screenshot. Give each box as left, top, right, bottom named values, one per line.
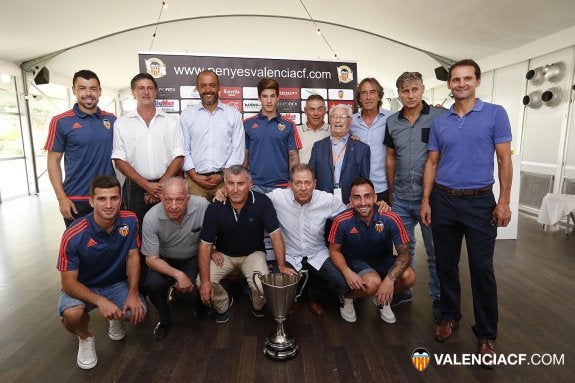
left=118, top=224, right=129, bottom=237
left=411, top=347, right=430, bottom=372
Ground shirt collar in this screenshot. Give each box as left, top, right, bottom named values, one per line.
left=258, top=110, right=281, bottom=121
left=73, top=103, right=102, bottom=118
left=448, top=98, right=484, bottom=116
left=330, top=134, right=350, bottom=145
left=302, top=122, right=329, bottom=132
left=198, top=101, right=224, bottom=113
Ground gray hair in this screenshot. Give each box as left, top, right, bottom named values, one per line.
left=224, top=165, right=252, bottom=182
left=329, top=104, right=353, bottom=118
left=162, top=177, right=188, bottom=194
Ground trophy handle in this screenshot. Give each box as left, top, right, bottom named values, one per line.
left=252, top=271, right=265, bottom=302
left=293, top=270, right=309, bottom=302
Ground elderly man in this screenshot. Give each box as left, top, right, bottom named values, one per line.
left=328, top=177, right=415, bottom=323
left=384, top=72, right=445, bottom=319
left=350, top=78, right=393, bottom=203
left=57, top=175, right=147, bottom=370
left=421, top=59, right=512, bottom=368
left=309, top=104, right=370, bottom=204
left=141, top=177, right=209, bottom=340
left=181, top=70, right=245, bottom=201
left=244, top=78, right=301, bottom=193
left=197, top=165, right=291, bottom=323
left=45, top=70, right=116, bottom=227
left=296, top=94, right=330, bottom=164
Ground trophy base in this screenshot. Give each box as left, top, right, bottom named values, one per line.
left=263, top=331, right=298, bottom=361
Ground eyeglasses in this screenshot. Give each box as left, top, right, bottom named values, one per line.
left=330, top=115, right=351, bottom=121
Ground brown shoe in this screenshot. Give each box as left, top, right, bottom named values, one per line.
left=435, top=320, right=459, bottom=342
left=308, top=302, right=325, bottom=316
left=478, top=338, right=496, bottom=369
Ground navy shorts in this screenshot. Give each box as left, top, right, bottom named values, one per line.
left=346, top=257, right=396, bottom=278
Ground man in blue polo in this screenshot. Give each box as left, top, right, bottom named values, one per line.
left=57, top=175, right=147, bottom=370
left=197, top=165, right=294, bottom=323
left=420, top=59, right=512, bottom=368
left=328, top=177, right=415, bottom=324
left=384, top=71, right=445, bottom=320
left=45, top=70, right=116, bottom=227
left=243, top=78, right=302, bottom=193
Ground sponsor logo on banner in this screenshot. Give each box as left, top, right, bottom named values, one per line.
left=301, top=88, right=328, bottom=99
left=411, top=348, right=430, bottom=372
left=279, top=88, right=300, bottom=99
left=145, top=57, right=167, bottom=79
left=242, top=87, right=258, bottom=99
left=221, top=100, right=242, bottom=112
left=220, top=87, right=242, bottom=99
left=337, top=65, right=354, bottom=83
left=155, top=99, right=180, bottom=112
left=158, top=87, right=177, bottom=98
left=180, top=86, right=200, bottom=99
left=243, top=100, right=262, bottom=112
left=281, top=113, right=300, bottom=125
left=181, top=99, right=202, bottom=110
left=328, top=100, right=355, bottom=110
left=277, top=100, right=299, bottom=113
left=329, top=88, right=354, bottom=100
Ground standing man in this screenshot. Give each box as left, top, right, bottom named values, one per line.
left=420, top=59, right=512, bottom=368
left=112, top=72, right=184, bottom=227
left=197, top=165, right=293, bottom=323
left=181, top=70, right=245, bottom=201
left=141, top=177, right=209, bottom=340
left=328, top=177, right=415, bottom=323
left=309, top=104, right=371, bottom=204
left=384, top=72, right=445, bottom=320
left=244, top=78, right=302, bottom=193
left=350, top=77, right=393, bottom=202
left=296, top=94, right=330, bottom=164
left=45, top=70, right=116, bottom=227
left=57, top=175, right=147, bottom=370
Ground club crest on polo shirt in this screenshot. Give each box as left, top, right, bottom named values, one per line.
left=375, top=221, right=384, bottom=233
left=118, top=224, right=129, bottom=237
left=349, top=227, right=359, bottom=234
left=278, top=123, right=285, bottom=132
left=103, top=118, right=111, bottom=129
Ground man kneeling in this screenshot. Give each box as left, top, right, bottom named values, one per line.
left=57, top=175, right=147, bottom=369
left=328, top=177, right=415, bottom=323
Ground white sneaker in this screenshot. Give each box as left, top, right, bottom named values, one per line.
left=108, top=319, right=126, bottom=341
left=77, top=336, right=97, bottom=369
left=379, top=303, right=396, bottom=324
left=340, top=296, right=357, bottom=322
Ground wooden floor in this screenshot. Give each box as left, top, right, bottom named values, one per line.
left=0, top=194, right=573, bottom=383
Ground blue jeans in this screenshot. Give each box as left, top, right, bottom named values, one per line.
left=251, top=184, right=276, bottom=194
left=392, top=196, right=440, bottom=301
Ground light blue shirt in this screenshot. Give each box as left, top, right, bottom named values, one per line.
left=331, top=134, right=349, bottom=185
left=181, top=101, right=245, bottom=173
left=266, top=188, right=346, bottom=271
left=350, top=108, right=392, bottom=193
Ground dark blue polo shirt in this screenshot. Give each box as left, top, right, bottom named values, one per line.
left=57, top=210, right=140, bottom=287
left=44, top=103, right=116, bottom=201
left=200, top=191, right=280, bottom=256
left=328, top=208, right=409, bottom=262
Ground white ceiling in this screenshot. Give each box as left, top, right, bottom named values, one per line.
left=2, top=0, right=575, bottom=92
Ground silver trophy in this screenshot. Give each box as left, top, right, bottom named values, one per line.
left=253, top=271, right=308, bottom=361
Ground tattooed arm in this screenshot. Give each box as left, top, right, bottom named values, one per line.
left=288, top=149, right=300, bottom=170
left=375, top=242, right=411, bottom=305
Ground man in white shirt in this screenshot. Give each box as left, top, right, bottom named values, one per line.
left=181, top=70, right=245, bottom=201
left=296, top=95, right=330, bottom=164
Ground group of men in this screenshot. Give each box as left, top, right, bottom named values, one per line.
left=46, top=59, right=512, bottom=370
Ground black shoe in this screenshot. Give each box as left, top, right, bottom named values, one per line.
left=153, top=322, right=170, bottom=340
left=432, top=300, right=442, bottom=323
left=215, top=297, right=234, bottom=324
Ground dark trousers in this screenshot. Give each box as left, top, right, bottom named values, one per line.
left=431, top=187, right=498, bottom=340
left=146, top=257, right=199, bottom=325
left=286, top=257, right=348, bottom=302
left=64, top=201, right=93, bottom=227
left=122, top=178, right=157, bottom=292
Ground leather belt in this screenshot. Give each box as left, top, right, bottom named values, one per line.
left=197, top=171, right=223, bottom=177
left=435, top=183, right=492, bottom=197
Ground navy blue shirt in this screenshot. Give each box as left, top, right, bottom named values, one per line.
left=200, top=191, right=280, bottom=257
left=57, top=210, right=140, bottom=287
left=328, top=208, right=409, bottom=262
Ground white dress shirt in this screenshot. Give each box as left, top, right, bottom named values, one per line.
left=267, top=188, right=346, bottom=271
left=112, top=109, right=184, bottom=180
left=181, top=101, right=245, bottom=173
